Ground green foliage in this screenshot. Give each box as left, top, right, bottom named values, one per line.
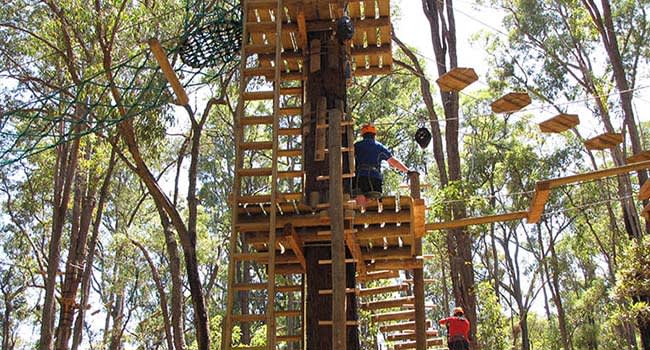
left=614, top=236, right=650, bottom=323
left=476, top=281, right=509, bottom=350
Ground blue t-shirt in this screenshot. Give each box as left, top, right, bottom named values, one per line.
left=354, top=136, right=392, bottom=179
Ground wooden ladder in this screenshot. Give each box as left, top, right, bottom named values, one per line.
left=223, top=0, right=305, bottom=349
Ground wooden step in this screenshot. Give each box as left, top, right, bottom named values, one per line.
left=280, top=107, right=302, bottom=116
left=244, top=44, right=275, bottom=55
left=584, top=132, right=623, bottom=151
left=436, top=67, right=478, bottom=92
left=278, top=149, right=302, bottom=157
left=385, top=329, right=439, bottom=342
left=491, top=92, right=531, bottom=113
left=356, top=270, right=400, bottom=282
left=371, top=310, right=415, bottom=322
left=276, top=310, right=301, bottom=318
left=361, top=296, right=415, bottom=311
left=242, top=67, right=275, bottom=78
left=627, top=150, right=650, bottom=164
left=358, top=283, right=409, bottom=297
left=277, top=335, right=302, bottom=342
left=232, top=314, right=265, bottom=322
left=394, top=338, right=444, bottom=350
left=243, top=91, right=275, bottom=101
left=238, top=192, right=302, bottom=204
left=379, top=320, right=431, bottom=333
left=237, top=168, right=303, bottom=178
left=241, top=141, right=273, bottom=150
left=281, top=87, right=302, bottom=96
left=246, top=21, right=276, bottom=33
left=316, top=173, right=355, bottom=181
left=539, top=113, right=579, bottom=133
left=278, top=127, right=301, bottom=136
left=240, top=116, right=273, bottom=125
left=318, top=320, right=359, bottom=326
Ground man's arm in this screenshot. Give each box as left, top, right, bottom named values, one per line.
left=387, top=157, right=409, bottom=173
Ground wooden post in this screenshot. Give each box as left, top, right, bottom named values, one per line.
left=409, top=171, right=426, bottom=350
left=329, top=105, right=346, bottom=350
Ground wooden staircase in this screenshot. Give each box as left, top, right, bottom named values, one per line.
left=223, top=0, right=305, bottom=349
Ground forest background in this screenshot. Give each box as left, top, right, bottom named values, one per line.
left=1, top=0, right=650, bottom=350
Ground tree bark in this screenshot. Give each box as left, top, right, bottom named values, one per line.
left=40, top=115, right=82, bottom=350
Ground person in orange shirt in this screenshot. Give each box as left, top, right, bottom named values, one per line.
left=439, top=307, right=470, bottom=350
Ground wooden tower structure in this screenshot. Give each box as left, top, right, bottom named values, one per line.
left=222, top=1, right=436, bottom=349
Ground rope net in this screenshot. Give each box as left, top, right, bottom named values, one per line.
left=0, top=0, right=243, bottom=167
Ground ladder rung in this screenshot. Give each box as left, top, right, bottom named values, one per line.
left=318, top=320, right=359, bottom=326
left=278, top=128, right=301, bottom=136
left=232, top=314, right=266, bottom=322
left=278, top=149, right=302, bottom=157
left=316, top=173, right=355, bottom=181
left=276, top=310, right=302, bottom=317
left=316, top=120, right=355, bottom=129
left=246, top=21, right=276, bottom=33
left=237, top=168, right=303, bottom=178
left=277, top=284, right=302, bottom=292
left=277, top=335, right=302, bottom=342
left=232, top=283, right=266, bottom=291
left=238, top=192, right=302, bottom=204
left=246, top=0, right=278, bottom=9
left=241, top=141, right=272, bottom=150
left=242, top=67, right=275, bottom=78
left=243, top=91, right=275, bottom=101
left=244, top=44, right=275, bottom=55
left=281, top=87, right=302, bottom=96
left=240, top=116, right=273, bottom=125
left=280, top=107, right=302, bottom=116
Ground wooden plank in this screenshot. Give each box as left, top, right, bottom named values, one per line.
left=379, top=320, right=431, bottom=333
left=358, top=283, right=409, bottom=297
left=345, top=229, right=367, bottom=275
left=148, top=39, right=189, bottom=105
left=490, top=92, right=531, bottom=113
left=356, top=270, right=400, bottom=283
left=539, top=113, right=579, bottom=133
left=353, top=65, right=392, bottom=76
left=362, top=247, right=412, bottom=261
left=310, top=39, right=321, bottom=73
left=385, top=330, right=439, bottom=342
left=627, top=150, right=650, bottom=164
left=408, top=171, right=426, bottom=350
left=355, top=225, right=410, bottom=240
left=319, top=288, right=358, bottom=295
left=367, top=258, right=423, bottom=271
left=425, top=211, right=528, bottom=231
left=546, top=159, right=650, bottom=188
left=329, top=105, right=346, bottom=350
left=527, top=181, right=551, bottom=224
left=435, top=67, right=478, bottom=92
left=639, top=179, right=650, bottom=200
left=318, top=320, right=359, bottom=326
left=315, top=97, right=327, bottom=160
left=283, top=224, right=306, bottom=270
left=394, top=338, right=444, bottom=350
left=296, top=7, right=307, bottom=51
left=641, top=202, right=650, bottom=220
left=584, top=132, right=624, bottom=151
left=371, top=310, right=415, bottom=323
left=361, top=296, right=415, bottom=311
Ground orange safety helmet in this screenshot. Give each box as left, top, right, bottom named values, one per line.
left=361, top=123, right=377, bottom=136
left=453, top=306, right=464, bottom=316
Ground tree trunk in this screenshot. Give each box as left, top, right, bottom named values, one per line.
left=71, top=149, right=116, bottom=350
left=40, top=116, right=82, bottom=350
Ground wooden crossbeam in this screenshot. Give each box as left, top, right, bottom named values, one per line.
left=527, top=182, right=550, bottom=224
left=379, top=320, right=431, bottom=333
left=367, top=258, right=423, bottom=271
left=283, top=224, right=306, bottom=270
left=148, top=39, right=189, bottom=106
left=639, top=180, right=650, bottom=200
left=425, top=211, right=528, bottom=231
left=361, top=296, right=415, bottom=311
left=371, top=310, right=415, bottom=322
left=358, top=283, right=409, bottom=297
left=356, top=270, right=400, bottom=282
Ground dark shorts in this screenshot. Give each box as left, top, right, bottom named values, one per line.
left=448, top=339, right=469, bottom=350
left=354, top=175, right=383, bottom=195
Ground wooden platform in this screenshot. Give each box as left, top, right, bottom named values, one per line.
left=244, top=0, right=393, bottom=80
left=627, top=150, right=650, bottom=164
left=490, top=92, right=531, bottom=113
left=436, top=67, right=478, bottom=92
left=539, top=113, right=579, bottom=133
left=584, top=132, right=623, bottom=151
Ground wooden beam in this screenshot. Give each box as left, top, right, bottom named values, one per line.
left=329, top=105, right=346, bottom=350
left=296, top=7, right=307, bottom=51
left=345, top=229, right=367, bottom=275
left=356, top=270, right=400, bottom=283
left=394, top=338, right=444, bottom=350
left=527, top=181, right=551, bottom=224
left=283, top=224, right=306, bottom=270
left=356, top=225, right=410, bottom=240
left=379, top=320, right=432, bottom=333
left=148, top=38, right=189, bottom=106
left=425, top=211, right=528, bottom=231
left=367, top=258, right=423, bottom=271
left=546, top=159, right=650, bottom=188
left=371, top=310, right=415, bottom=323
left=361, top=296, right=415, bottom=311
left=386, top=330, right=439, bottom=342
left=358, top=283, right=409, bottom=297
left=639, top=179, right=650, bottom=200
left=409, top=171, right=426, bottom=350
left=362, top=247, right=412, bottom=261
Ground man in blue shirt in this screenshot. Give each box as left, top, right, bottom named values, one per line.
left=354, top=123, right=409, bottom=207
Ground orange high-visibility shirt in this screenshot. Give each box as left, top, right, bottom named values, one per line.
left=439, top=316, right=470, bottom=340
